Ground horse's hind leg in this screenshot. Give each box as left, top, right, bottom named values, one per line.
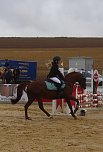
left=24, top=99, right=34, bottom=120
left=38, top=99, right=51, bottom=118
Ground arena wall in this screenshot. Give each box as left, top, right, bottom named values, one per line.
left=0, top=37, right=103, bottom=79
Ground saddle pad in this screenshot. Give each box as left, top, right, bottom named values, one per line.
left=45, top=81, right=65, bottom=91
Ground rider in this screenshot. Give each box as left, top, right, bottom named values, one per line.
left=47, top=56, right=65, bottom=96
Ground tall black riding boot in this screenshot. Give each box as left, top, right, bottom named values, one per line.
left=55, top=83, right=63, bottom=98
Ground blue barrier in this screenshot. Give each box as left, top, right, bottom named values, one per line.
left=0, top=60, right=37, bottom=81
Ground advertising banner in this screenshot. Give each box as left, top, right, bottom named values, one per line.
left=0, top=59, right=37, bottom=81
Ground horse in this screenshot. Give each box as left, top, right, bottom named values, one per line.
left=11, top=71, right=86, bottom=120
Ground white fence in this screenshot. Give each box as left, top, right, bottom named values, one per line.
left=0, top=84, right=27, bottom=103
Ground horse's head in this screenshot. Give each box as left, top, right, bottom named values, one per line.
left=77, top=73, right=86, bottom=89
left=65, top=71, right=86, bottom=90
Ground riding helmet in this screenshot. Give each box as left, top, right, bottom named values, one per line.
left=53, top=56, right=61, bottom=63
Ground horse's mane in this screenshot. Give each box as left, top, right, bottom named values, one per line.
left=67, top=68, right=86, bottom=79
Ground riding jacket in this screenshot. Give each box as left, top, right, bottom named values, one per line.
left=47, top=62, right=65, bottom=82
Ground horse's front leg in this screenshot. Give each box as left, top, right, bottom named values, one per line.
left=66, top=99, right=77, bottom=120
left=70, top=96, right=79, bottom=114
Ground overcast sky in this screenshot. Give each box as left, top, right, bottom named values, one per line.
left=0, top=0, right=103, bottom=37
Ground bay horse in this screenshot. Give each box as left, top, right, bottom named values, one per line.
left=11, top=71, right=86, bottom=120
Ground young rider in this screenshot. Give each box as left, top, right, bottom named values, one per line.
left=47, top=56, right=65, bottom=96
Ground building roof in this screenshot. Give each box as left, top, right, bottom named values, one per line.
left=0, top=37, right=103, bottom=48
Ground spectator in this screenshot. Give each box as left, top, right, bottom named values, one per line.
left=5, top=68, right=13, bottom=84
left=1, top=68, right=6, bottom=84
left=4, top=59, right=9, bottom=68
left=13, top=68, right=20, bottom=83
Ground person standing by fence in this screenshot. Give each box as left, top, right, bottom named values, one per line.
left=5, top=67, right=13, bottom=84
left=13, top=68, right=20, bottom=84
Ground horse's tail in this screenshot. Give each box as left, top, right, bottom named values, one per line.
left=11, top=82, right=30, bottom=104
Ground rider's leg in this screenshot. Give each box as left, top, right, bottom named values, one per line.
left=49, top=77, right=63, bottom=97
left=54, top=82, right=63, bottom=98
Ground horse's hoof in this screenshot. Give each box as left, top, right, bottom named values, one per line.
left=25, top=117, right=32, bottom=120
left=74, top=116, right=77, bottom=120
left=49, top=115, right=53, bottom=119
left=74, top=108, right=79, bottom=114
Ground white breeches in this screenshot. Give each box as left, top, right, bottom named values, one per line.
left=50, top=77, right=61, bottom=84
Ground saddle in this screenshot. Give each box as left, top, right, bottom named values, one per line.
left=45, top=80, right=65, bottom=91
